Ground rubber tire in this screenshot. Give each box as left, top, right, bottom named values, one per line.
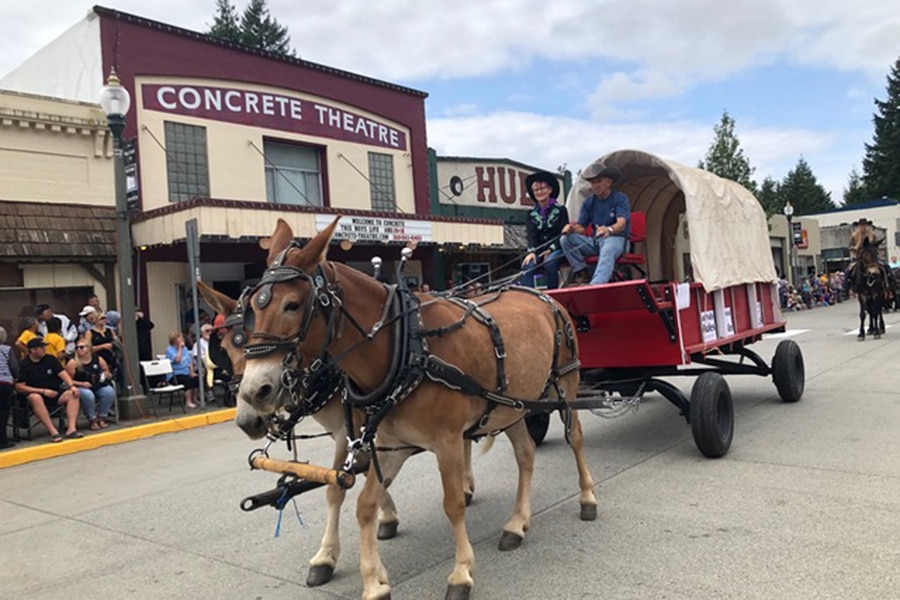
left=772, top=339, right=804, bottom=403
left=525, top=412, right=551, bottom=447
left=689, top=372, right=734, bottom=459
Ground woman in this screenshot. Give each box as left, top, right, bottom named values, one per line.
left=165, top=331, right=199, bottom=409
left=0, top=327, right=18, bottom=449
left=89, top=313, right=119, bottom=382
left=521, top=171, right=569, bottom=290
left=66, top=336, right=115, bottom=430
left=15, top=316, right=40, bottom=359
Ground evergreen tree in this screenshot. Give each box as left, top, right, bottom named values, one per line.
left=240, top=0, right=294, bottom=56
left=780, top=157, right=836, bottom=215
left=207, top=0, right=241, bottom=44
left=843, top=167, right=868, bottom=206
left=861, top=57, right=900, bottom=200
left=756, top=176, right=781, bottom=215
left=698, top=110, right=758, bottom=194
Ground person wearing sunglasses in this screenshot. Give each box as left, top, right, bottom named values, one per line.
left=66, top=336, right=115, bottom=430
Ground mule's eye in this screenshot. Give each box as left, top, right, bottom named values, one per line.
left=285, top=301, right=301, bottom=312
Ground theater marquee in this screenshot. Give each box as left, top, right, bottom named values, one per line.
left=142, top=83, right=407, bottom=150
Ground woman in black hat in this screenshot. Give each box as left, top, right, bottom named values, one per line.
left=521, top=171, right=568, bottom=289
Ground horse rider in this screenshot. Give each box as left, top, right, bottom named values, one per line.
left=847, top=217, right=889, bottom=289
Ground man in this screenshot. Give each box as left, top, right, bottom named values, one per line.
left=78, top=305, right=97, bottom=334
left=849, top=218, right=876, bottom=261
left=35, top=303, right=78, bottom=355
left=135, top=308, right=155, bottom=362
left=15, top=338, right=84, bottom=442
left=561, top=164, right=631, bottom=286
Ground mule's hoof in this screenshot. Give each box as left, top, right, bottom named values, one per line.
left=857, top=335, right=865, bottom=341
left=306, top=564, right=334, bottom=587
left=580, top=503, right=598, bottom=521
left=445, top=584, right=472, bottom=600
left=498, top=531, right=523, bottom=551
left=377, top=521, right=399, bottom=540
left=464, top=491, right=473, bottom=506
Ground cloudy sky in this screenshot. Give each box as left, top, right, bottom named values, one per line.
left=3, top=0, right=900, bottom=203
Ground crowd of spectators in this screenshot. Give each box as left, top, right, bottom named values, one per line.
left=779, top=272, right=846, bottom=311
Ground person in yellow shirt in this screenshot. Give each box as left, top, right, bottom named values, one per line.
left=44, top=317, right=68, bottom=365
left=15, top=317, right=40, bottom=359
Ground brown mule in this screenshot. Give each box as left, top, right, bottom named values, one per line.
left=197, top=280, right=476, bottom=588
left=237, top=218, right=598, bottom=600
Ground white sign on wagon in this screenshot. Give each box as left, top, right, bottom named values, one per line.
left=315, top=215, right=434, bottom=243
left=756, top=301, right=763, bottom=328
left=722, top=307, right=736, bottom=337
left=700, top=310, right=717, bottom=343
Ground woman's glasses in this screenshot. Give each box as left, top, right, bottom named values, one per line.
left=76, top=345, right=88, bottom=350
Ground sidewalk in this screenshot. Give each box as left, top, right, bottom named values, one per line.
left=0, top=401, right=236, bottom=469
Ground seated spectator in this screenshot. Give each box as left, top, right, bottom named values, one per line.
left=78, top=305, right=97, bottom=334
left=44, top=317, right=68, bottom=365
left=15, top=338, right=83, bottom=442
left=66, top=336, right=115, bottom=430
left=90, top=313, right=119, bottom=388
left=15, top=317, right=40, bottom=359
left=0, top=327, right=17, bottom=449
left=165, top=331, right=199, bottom=409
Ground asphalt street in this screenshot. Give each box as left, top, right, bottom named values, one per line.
left=2, top=300, right=898, bottom=600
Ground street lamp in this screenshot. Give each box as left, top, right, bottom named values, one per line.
left=783, top=201, right=795, bottom=286
left=100, top=69, right=144, bottom=415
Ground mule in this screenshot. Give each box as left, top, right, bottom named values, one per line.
left=197, top=280, right=476, bottom=587
left=238, top=218, right=597, bottom=600
left=852, top=238, right=888, bottom=340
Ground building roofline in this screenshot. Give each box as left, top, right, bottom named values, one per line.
left=806, top=197, right=899, bottom=216
left=436, top=154, right=557, bottom=174
left=91, top=5, right=428, bottom=99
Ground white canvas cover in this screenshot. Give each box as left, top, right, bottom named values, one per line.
left=566, top=149, right=777, bottom=292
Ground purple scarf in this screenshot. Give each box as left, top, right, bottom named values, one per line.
left=536, top=197, right=557, bottom=218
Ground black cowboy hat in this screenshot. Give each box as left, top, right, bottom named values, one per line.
left=854, top=217, right=873, bottom=225
left=26, top=337, right=48, bottom=349
left=582, top=163, right=622, bottom=183
left=524, top=171, right=560, bottom=203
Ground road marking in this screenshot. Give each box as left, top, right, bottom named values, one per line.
left=763, top=329, right=809, bottom=339
left=844, top=324, right=893, bottom=335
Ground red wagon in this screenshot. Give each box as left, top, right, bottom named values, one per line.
left=531, top=150, right=805, bottom=458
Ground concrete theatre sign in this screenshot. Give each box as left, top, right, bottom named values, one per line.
left=142, top=84, right=407, bottom=150
left=315, top=214, right=433, bottom=243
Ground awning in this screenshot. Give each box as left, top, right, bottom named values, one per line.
left=0, top=201, right=117, bottom=261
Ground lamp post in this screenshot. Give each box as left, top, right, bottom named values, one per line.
left=100, top=69, right=144, bottom=415
left=783, top=201, right=795, bottom=286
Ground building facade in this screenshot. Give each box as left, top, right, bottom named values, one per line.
left=1, top=7, right=503, bottom=353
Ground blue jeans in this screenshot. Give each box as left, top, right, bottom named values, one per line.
left=521, top=249, right=564, bottom=289
left=79, top=385, right=116, bottom=420
left=561, top=233, right=627, bottom=285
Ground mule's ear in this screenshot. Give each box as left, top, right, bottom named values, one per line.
left=295, top=215, right=341, bottom=266
left=265, top=219, right=295, bottom=265
left=197, top=279, right=237, bottom=317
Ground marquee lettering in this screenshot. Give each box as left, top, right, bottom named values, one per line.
left=143, top=84, right=406, bottom=150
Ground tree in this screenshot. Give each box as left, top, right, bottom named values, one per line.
left=207, top=0, right=241, bottom=44
left=843, top=167, right=868, bottom=206
left=756, top=176, right=781, bottom=214
left=698, top=110, right=758, bottom=195
left=861, top=57, right=900, bottom=200
left=780, top=157, right=836, bottom=215
left=240, top=0, right=294, bottom=56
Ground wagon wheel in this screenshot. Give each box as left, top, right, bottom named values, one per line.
left=772, top=339, right=804, bottom=403
left=525, top=412, right=551, bottom=446
left=689, top=372, right=734, bottom=458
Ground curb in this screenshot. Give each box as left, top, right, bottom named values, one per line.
left=0, top=408, right=237, bottom=469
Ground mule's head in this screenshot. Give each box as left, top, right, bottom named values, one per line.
left=238, top=217, right=340, bottom=418
left=197, top=279, right=267, bottom=439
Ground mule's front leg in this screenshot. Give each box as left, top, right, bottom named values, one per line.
left=307, top=436, right=350, bottom=586
left=858, top=302, right=867, bottom=340
left=498, top=419, right=535, bottom=551
left=435, top=436, right=476, bottom=600
left=564, top=410, right=599, bottom=520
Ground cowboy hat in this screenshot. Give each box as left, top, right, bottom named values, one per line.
left=26, top=337, right=48, bottom=349
left=582, top=164, right=622, bottom=183
left=524, top=171, right=561, bottom=202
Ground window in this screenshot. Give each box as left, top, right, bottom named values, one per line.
left=164, top=122, right=210, bottom=203
left=264, top=140, right=323, bottom=206
left=368, top=152, right=396, bottom=212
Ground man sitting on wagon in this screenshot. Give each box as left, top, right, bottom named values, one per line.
left=560, top=164, right=631, bottom=286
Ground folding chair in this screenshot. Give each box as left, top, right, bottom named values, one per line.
left=140, top=359, right=186, bottom=414
left=12, top=393, right=67, bottom=441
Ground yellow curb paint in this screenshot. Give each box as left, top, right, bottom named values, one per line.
left=0, top=408, right=236, bottom=469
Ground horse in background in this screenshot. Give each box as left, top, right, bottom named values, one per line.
left=852, top=237, right=888, bottom=340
